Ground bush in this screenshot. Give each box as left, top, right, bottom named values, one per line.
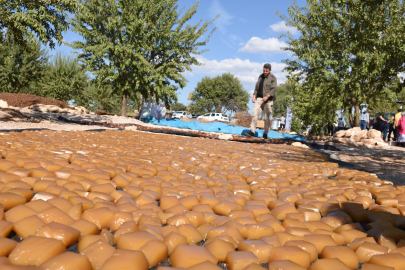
left=291, top=117, right=303, bottom=134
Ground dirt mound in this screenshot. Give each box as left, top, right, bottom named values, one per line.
left=0, top=93, right=73, bottom=109
left=95, top=110, right=115, bottom=116
left=234, top=111, right=252, bottom=127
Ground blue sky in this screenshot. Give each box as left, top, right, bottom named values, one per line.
left=50, top=0, right=305, bottom=112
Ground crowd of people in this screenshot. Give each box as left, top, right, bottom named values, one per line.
left=328, top=105, right=405, bottom=142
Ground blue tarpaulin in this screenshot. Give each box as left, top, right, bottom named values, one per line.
left=142, top=117, right=306, bottom=141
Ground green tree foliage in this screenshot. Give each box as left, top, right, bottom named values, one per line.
left=279, top=0, right=405, bottom=129
left=291, top=117, right=303, bottom=134
left=0, top=37, right=48, bottom=93
left=0, top=0, right=78, bottom=49
left=339, top=77, right=403, bottom=125
left=364, top=82, right=402, bottom=121
left=77, top=83, right=120, bottom=113
left=396, top=88, right=405, bottom=104
left=70, top=0, right=216, bottom=116
left=76, top=82, right=140, bottom=115
left=39, top=52, right=88, bottom=103
left=170, top=102, right=187, bottom=112
left=190, top=73, right=249, bottom=115
left=273, top=82, right=292, bottom=117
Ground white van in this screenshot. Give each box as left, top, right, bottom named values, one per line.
left=197, top=113, right=229, bottom=122
left=172, top=111, right=192, bottom=119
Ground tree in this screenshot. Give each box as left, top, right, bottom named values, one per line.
left=70, top=0, right=216, bottom=117
left=78, top=82, right=118, bottom=114
left=273, top=82, right=292, bottom=117
left=76, top=81, right=141, bottom=114
left=190, top=73, right=249, bottom=115
left=0, top=37, right=48, bottom=93
left=170, top=102, right=187, bottom=112
left=79, top=82, right=120, bottom=113
left=40, top=52, right=88, bottom=103
left=396, top=87, right=405, bottom=106
left=279, top=0, right=405, bottom=128
left=0, top=0, right=78, bottom=49
left=365, top=84, right=405, bottom=120
left=291, top=117, right=303, bottom=134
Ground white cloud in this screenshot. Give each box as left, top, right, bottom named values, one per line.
left=209, top=0, right=233, bottom=34
left=190, top=55, right=288, bottom=88
left=269, top=21, right=298, bottom=34
left=239, top=37, right=288, bottom=54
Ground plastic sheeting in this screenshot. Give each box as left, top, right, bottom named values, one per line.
left=142, top=117, right=306, bottom=141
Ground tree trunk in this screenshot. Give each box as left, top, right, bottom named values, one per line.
left=121, top=90, right=128, bottom=117
left=348, top=104, right=360, bottom=127
left=354, top=104, right=360, bottom=127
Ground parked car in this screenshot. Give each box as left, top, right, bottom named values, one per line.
left=197, top=113, right=229, bottom=122
left=172, top=111, right=192, bottom=119
left=192, top=114, right=201, bottom=119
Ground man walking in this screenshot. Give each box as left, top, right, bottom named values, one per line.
left=245, top=63, right=277, bottom=139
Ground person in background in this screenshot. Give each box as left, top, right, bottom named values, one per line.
left=379, top=112, right=390, bottom=141
left=358, top=104, right=369, bottom=130
left=394, top=107, right=403, bottom=141
left=388, top=112, right=396, bottom=142
left=327, top=114, right=338, bottom=136
left=368, top=117, right=374, bottom=130
left=396, top=111, right=405, bottom=142
left=327, top=123, right=333, bottom=136
left=279, top=114, right=286, bottom=132
left=349, top=103, right=370, bottom=130
left=333, top=114, right=338, bottom=134
left=338, top=118, right=345, bottom=131
left=374, top=114, right=382, bottom=131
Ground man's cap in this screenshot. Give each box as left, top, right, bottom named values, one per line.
left=263, top=63, right=271, bottom=70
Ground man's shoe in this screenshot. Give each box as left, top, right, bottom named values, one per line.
left=263, top=133, right=268, bottom=139
left=245, top=131, right=255, bottom=137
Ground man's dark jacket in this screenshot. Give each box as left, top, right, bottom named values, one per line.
left=253, top=73, right=277, bottom=101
